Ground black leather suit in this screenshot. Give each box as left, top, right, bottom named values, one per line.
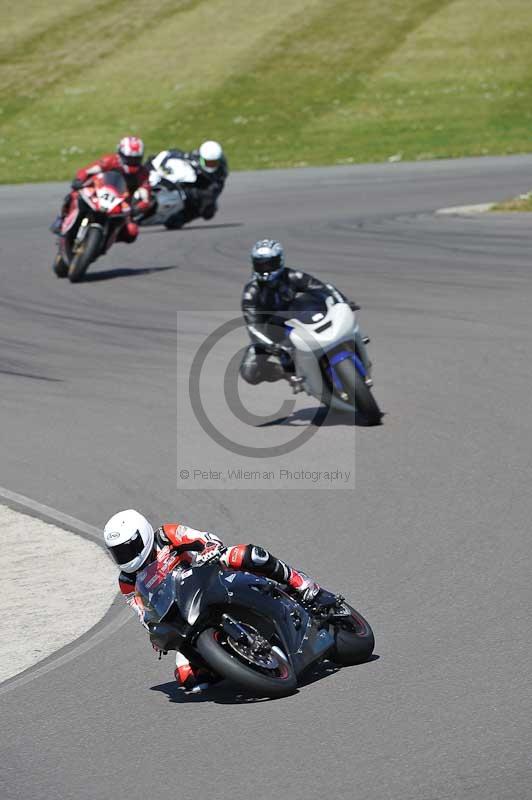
left=240, top=270, right=346, bottom=384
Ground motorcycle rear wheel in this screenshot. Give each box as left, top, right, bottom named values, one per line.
left=68, top=226, right=102, bottom=283
left=334, top=358, right=382, bottom=425
left=330, top=603, right=375, bottom=666
left=197, top=624, right=297, bottom=697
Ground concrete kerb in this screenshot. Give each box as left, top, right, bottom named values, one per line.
left=435, top=202, right=495, bottom=215
left=0, top=485, right=128, bottom=696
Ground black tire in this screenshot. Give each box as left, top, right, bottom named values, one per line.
left=334, top=358, right=382, bottom=425
left=164, top=211, right=185, bottom=230
left=196, top=625, right=297, bottom=697
left=330, top=604, right=375, bottom=666
left=53, top=252, right=68, bottom=278
left=68, top=226, right=102, bottom=283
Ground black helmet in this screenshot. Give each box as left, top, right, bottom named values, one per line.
left=250, top=239, right=285, bottom=284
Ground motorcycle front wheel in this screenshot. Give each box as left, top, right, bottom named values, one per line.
left=330, top=603, right=375, bottom=666
left=197, top=623, right=297, bottom=697
left=68, top=226, right=102, bottom=283
left=164, top=210, right=186, bottom=230
left=334, top=358, right=382, bottom=425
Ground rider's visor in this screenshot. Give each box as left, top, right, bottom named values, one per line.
left=108, top=531, right=144, bottom=566
left=253, top=255, right=282, bottom=275
left=203, top=158, right=219, bottom=170
left=121, top=154, right=143, bottom=167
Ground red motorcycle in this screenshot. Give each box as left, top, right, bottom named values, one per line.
left=53, top=171, right=132, bottom=283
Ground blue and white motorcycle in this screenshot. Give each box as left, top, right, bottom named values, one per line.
left=285, top=292, right=382, bottom=424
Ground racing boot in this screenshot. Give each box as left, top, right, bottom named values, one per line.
left=288, top=570, right=338, bottom=609
left=174, top=653, right=220, bottom=694
left=289, top=376, right=304, bottom=394
left=50, top=214, right=63, bottom=235
left=50, top=193, right=74, bottom=235
left=288, top=570, right=321, bottom=602
left=278, top=348, right=302, bottom=392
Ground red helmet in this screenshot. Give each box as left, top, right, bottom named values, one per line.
left=117, top=136, right=144, bottom=174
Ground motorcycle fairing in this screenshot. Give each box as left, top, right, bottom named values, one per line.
left=150, top=152, right=198, bottom=185
left=144, top=185, right=185, bottom=225
left=59, top=171, right=130, bottom=264
left=138, top=563, right=334, bottom=675
left=143, top=154, right=194, bottom=226
left=286, top=300, right=359, bottom=410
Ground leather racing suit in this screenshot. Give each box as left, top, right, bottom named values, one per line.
left=240, top=269, right=351, bottom=384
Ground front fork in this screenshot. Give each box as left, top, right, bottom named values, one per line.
left=355, top=329, right=372, bottom=381
left=73, top=217, right=89, bottom=250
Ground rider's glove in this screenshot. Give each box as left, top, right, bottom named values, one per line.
left=348, top=300, right=360, bottom=311
left=270, top=342, right=291, bottom=357
left=300, top=585, right=339, bottom=609
left=195, top=543, right=226, bottom=566
left=71, top=177, right=84, bottom=190
left=310, top=588, right=338, bottom=609
left=300, top=582, right=322, bottom=604
left=130, top=202, right=145, bottom=223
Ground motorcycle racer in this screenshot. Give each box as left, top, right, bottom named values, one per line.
left=240, top=239, right=369, bottom=388
left=51, top=136, right=152, bottom=242
left=144, top=140, right=228, bottom=227
left=103, top=509, right=328, bottom=693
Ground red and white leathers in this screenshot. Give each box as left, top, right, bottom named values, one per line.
left=65, top=153, right=152, bottom=243
left=117, top=523, right=320, bottom=691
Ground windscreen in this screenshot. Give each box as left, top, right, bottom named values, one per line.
left=136, top=568, right=176, bottom=622
left=100, top=170, right=127, bottom=194
left=288, top=292, right=328, bottom=324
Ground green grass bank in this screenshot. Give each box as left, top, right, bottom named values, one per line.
left=492, top=194, right=532, bottom=211
left=2, top=0, right=532, bottom=183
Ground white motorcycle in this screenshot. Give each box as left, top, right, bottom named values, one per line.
left=139, top=151, right=198, bottom=228
left=284, top=292, right=382, bottom=424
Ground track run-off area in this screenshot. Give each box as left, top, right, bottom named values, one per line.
left=0, top=157, right=531, bottom=800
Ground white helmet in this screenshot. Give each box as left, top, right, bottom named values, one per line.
left=103, top=510, right=154, bottom=573
left=198, top=140, right=223, bottom=173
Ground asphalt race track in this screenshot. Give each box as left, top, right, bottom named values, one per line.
left=1, top=157, right=531, bottom=799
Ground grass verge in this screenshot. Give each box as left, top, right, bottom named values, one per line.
left=492, top=194, right=532, bottom=211
left=2, top=0, right=532, bottom=182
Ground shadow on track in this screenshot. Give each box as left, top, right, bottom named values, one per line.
left=150, top=680, right=275, bottom=705
left=0, top=367, right=62, bottom=382
left=140, top=222, right=243, bottom=234
left=258, top=405, right=383, bottom=428
left=82, top=265, right=176, bottom=283
left=150, top=657, right=378, bottom=705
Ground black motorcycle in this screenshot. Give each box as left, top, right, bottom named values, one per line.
left=136, top=555, right=374, bottom=697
